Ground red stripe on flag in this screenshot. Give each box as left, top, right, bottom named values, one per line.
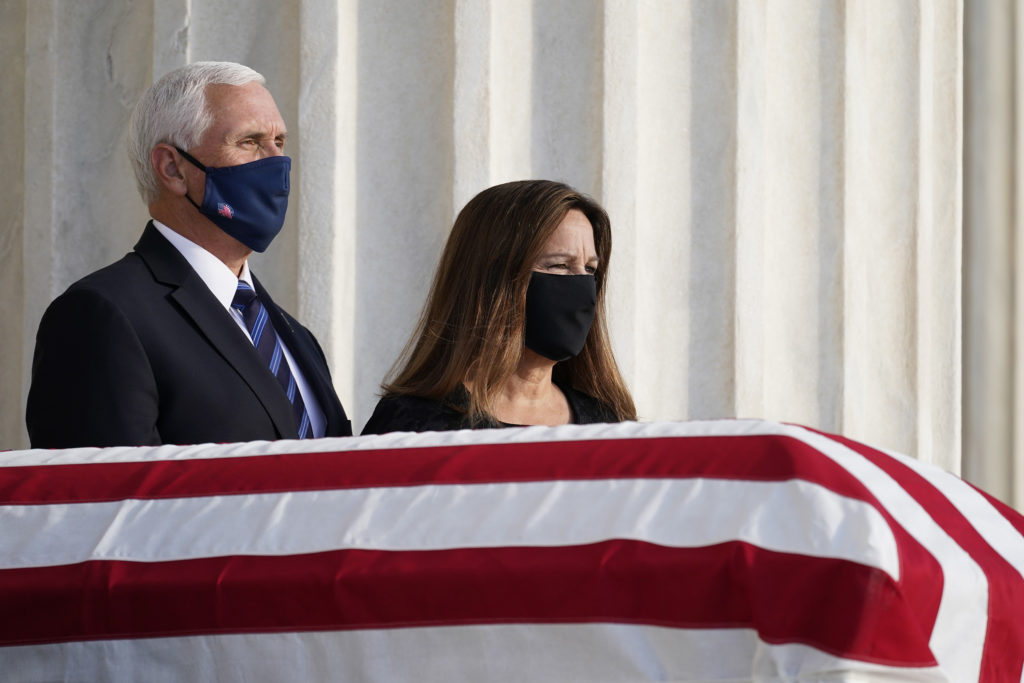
left=817, top=431, right=1024, bottom=683
left=0, top=436, right=879, bottom=505
left=0, top=540, right=939, bottom=667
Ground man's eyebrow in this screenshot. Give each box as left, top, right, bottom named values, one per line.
left=232, top=130, right=288, bottom=141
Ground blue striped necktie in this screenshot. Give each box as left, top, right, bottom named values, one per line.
left=231, top=281, right=311, bottom=438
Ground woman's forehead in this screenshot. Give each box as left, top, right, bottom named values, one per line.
left=541, top=210, right=596, bottom=252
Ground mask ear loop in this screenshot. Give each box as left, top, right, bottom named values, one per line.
left=174, top=147, right=207, bottom=211
left=174, top=146, right=208, bottom=171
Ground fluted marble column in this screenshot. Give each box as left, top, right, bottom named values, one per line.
left=0, top=0, right=26, bottom=447
left=599, top=1, right=962, bottom=473
left=3, top=0, right=976, bottom=498
left=17, top=0, right=151, bottom=446
left=964, top=0, right=1022, bottom=507
left=296, top=0, right=359, bottom=421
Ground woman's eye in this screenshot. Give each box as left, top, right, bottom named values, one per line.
left=585, top=265, right=597, bottom=274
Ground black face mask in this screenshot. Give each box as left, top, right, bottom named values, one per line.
left=524, top=272, right=597, bottom=362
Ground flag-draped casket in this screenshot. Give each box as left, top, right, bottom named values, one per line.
left=1, top=420, right=1022, bottom=682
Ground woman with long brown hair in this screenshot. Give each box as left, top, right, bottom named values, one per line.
left=361, top=179, right=635, bottom=434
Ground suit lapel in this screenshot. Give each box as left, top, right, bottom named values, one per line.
left=134, top=223, right=298, bottom=438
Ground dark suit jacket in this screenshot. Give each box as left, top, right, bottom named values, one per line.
left=26, top=222, right=351, bottom=448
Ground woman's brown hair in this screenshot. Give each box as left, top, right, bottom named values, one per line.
left=383, top=179, right=636, bottom=422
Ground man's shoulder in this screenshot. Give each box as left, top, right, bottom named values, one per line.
left=68, top=251, right=147, bottom=288
left=54, top=251, right=157, bottom=309
left=44, top=233, right=183, bottom=326
left=34, top=254, right=158, bottom=356
left=63, top=222, right=193, bottom=297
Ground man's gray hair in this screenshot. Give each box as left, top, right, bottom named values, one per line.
left=127, top=61, right=265, bottom=205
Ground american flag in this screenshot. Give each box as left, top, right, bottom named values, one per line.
left=1, top=420, right=1021, bottom=682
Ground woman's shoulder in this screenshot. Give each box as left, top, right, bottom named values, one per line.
left=560, top=382, right=620, bottom=425
left=360, top=391, right=470, bottom=435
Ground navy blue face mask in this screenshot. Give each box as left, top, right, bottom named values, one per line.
left=176, top=147, right=291, bottom=253
left=524, top=272, right=598, bottom=362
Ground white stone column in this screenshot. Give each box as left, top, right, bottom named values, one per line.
left=964, top=0, right=1021, bottom=506
left=19, top=0, right=151, bottom=449
left=842, top=0, right=962, bottom=471
left=912, top=1, right=963, bottom=471
left=345, top=0, right=457, bottom=427
left=758, top=1, right=844, bottom=434
left=601, top=0, right=641, bottom=392
left=153, top=0, right=190, bottom=75
left=1017, top=1, right=1024, bottom=508
left=296, top=0, right=359, bottom=422
left=1, top=0, right=27, bottom=447
left=452, top=0, right=533, bottom=210
left=733, top=0, right=767, bottom=424
left=22, top=0, right=61, bottom=433
left=682, top=1, right=738, bottom=421
left=605, top=1, right=735, bottom=424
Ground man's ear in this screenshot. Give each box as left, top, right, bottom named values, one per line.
left=151, top=144, right=189, bottom=197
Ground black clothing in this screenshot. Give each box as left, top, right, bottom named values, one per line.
left=27, top=222, right=352, bottom=448
left=361, top=380, right=617, bottom=435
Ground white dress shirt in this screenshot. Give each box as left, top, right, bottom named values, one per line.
left=153, top=220, right=326, bottom=438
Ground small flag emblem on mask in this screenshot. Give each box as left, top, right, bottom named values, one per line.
left=218, top=203, right=234, bottom=219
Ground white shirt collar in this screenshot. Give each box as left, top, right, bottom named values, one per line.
left=152, top=220, right=252, bottom=310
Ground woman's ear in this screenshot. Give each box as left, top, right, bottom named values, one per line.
left=151, top=143, right=189, bottom=197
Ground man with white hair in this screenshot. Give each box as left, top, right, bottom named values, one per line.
left=26, top=61, right=351, bottom=447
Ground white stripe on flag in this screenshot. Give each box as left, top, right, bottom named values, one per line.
left=0, top=477, right=897, bottom=574
left=0, top=624, right=949, bottom=683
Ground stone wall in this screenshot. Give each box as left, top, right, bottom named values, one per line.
left=6, top=1, right=1016, bottom=505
